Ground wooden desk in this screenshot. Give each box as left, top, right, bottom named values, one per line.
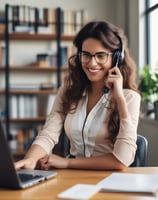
left=1, top=167, right=158, bottom=200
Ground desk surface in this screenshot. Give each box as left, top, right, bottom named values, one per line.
left=1, top=167, right=158, bottom=200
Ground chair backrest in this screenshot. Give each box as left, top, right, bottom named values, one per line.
left=53, top=127, right=70, bottom=157
left=130, top=134, right=148, bottom=167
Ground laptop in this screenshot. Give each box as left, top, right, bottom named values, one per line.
left=0, top=121, right=58, bottom=189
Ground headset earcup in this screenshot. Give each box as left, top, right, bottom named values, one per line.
left=76, top=52, right=81, bottom=64
left=112, top=50, right=123, bottom=67
left=112, top=50, right=119, bottom=67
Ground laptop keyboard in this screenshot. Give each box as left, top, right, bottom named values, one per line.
left=19, top=173, right=44, bottom=182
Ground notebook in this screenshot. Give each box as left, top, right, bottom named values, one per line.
left=97, top=172, right=158, bottom=194
left=0, top=121, right=57, bottom=189
left=57, top=184, right=101, bottom=200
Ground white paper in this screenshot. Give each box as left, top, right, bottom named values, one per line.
left=57, top=184, right=101, bottom=200
left=97, top=173, right=158, bottom=194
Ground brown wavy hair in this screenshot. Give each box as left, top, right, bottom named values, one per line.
left=61, top=20, right=138, bottom=142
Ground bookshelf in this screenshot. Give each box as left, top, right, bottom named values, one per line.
left=0, top=4, right=88, bottom=157
left=0, top=32, right=74, bottom=40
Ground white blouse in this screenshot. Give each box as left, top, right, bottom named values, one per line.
left=33, top=86, right=141, bottom=167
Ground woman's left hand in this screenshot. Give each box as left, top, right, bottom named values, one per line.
left=37, top=154, right=69, bottom=170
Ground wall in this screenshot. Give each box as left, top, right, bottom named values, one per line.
left=138, top=118, right=158, bottom=166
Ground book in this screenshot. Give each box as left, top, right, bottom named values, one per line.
left=97, top=172, right=158, bottom=194
left=60, top=46, right=68, bottom=67
left=46, top=94, right=56, bottom=115
left=10, top=83, right=40, bottom=90
left=0, top=41, right=6, bottom=66
left=10, top=95, right=18, bottom=118
left=57, top=184, right=100, bottom=200
left=48, top=8, right=56, bottom=34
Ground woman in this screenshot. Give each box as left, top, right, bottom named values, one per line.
left=15, top=20, right=141, bottom=170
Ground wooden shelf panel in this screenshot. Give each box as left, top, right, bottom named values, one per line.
left=0, top=66, right=68, bottom=71
left=61, top=34, right=74, bottom=40
left=2, top=116, right=46, bottom=122
left=0, top=89, right=58, bottom=94
left=10, top=33, right=57, bottom=40
left=0, top=33, right=74, bottom=40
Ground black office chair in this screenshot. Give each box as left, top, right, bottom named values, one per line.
left=53, top=127, right=70, bottom=157
left=130, top=134, right=148, bottom=167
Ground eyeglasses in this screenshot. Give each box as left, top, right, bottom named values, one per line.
left=79, top=51, right=113, bottom=65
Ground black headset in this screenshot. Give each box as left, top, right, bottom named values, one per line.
left=102, top=35, right=125, bottom=94
left=112, top=35, right=125, bottom=67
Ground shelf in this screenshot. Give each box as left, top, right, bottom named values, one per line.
left=61, top=34, right=74, bottom=40
left=0, top=89, right=58, bottom=95
left=2, top=116, right=46, bottom=122
left=0, top=66, right=68, bottom=71
left=0, top=32, right=74, bottom=40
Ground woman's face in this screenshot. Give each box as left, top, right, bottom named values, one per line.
left=81, top=38, right=113, bottom=83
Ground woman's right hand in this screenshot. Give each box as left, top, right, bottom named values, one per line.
left=14, top=157, right=36, bottom=170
